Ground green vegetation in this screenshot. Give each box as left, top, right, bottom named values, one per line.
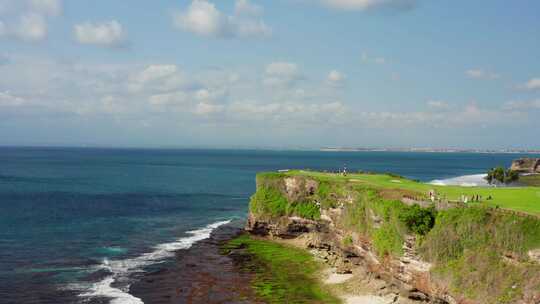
left=249, top=186, right=289, bottom=218
left=222, top=234, right=340, bottom=304
left=342, top=235, right=353, bottom=246
left=284, top=170, right=540, bottom=215
left=420, top=207, right=540, bottom=303
left=249, top=185, right=320, bottom=220
left=249, top=171, right=540, bottom=303
left=486, top=166, right=519, bottom=185
left=399, top=204, right=437, bottom=235
left=250, top=171, right=540, bottom=303
left=250, top=173, right=321, bottom=220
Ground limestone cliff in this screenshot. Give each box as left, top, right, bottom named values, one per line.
left=511, top=158, right=540, bottom=173
left=246, top=172, right=540, bottom=304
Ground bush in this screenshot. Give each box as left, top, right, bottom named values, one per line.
left=399, top=204, right=437, bottom=235
left=486, top=167, right=520, bottom=185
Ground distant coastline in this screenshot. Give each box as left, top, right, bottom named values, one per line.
left=320, top=147, right=540, bottom=154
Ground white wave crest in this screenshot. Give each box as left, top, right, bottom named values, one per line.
left=429, top=174, right=489, bottom=187
left=72, top=220, right=231, bottom=304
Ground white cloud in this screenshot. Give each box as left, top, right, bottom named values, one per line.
left=235, top=0, right=263, bottom=15
left=263, top=62, right=301, bottom=87
left=0, top=90, right=25, bottom=106
left=173, top=0, right=225, bottom=37
left=519, top=78, right=540, bottom=91
left=2, top=55, right=535, bottom=147
left=173, top=0, right=271, bottom=38
left=0, top=0, right=62, bottom=42
left=135, top=65, right=178, bottom=83
left=228, top=100, right=346, bottom=123
left=327, top=70, right=346, bottom=86
left=148, top=91, right=189, bottom=106
left=320, top=0, right=417, bottom=11
left=466, top=69, right=500, bottom=80
left=15, top=13, right=47, bottom=41
left=29, top=0, right=61, bottom=17
left=194, top=102, right=224, bottom=115
left=503, top=99, right=540, bottom=111
left=128, top=65, right=187, bottom=93
left=74, top=20, right=126, bottom=47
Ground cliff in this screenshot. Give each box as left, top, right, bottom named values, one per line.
left=511, top=158, right=540, bottom=174
left=245, top=171, right=540, bottom=304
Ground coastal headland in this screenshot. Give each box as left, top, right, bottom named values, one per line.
left=133, top=170, right=540, bottom=304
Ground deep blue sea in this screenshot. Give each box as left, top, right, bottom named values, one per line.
left=1, top=147, right=538, bottom=304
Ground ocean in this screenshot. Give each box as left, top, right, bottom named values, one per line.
left=0, top=147, right=537, bottom=304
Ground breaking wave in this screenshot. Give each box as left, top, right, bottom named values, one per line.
left=429, top=174, right=489, bottom=187
left=67, top=220, right=231, bottom=304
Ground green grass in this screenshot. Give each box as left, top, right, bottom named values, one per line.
left=249, top=186, right=321, bottom=220
left=222, top=234, right=341, bottom=304
left=285, top=170, right=540, bottom=215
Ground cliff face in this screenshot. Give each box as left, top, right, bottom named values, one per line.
left=246, top=172, right=540, bottom=304
left=511, top=158, right=540, bottom=173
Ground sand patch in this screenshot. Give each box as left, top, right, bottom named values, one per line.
left=324, top=268, right=354, bottom=284
left=343, top=295, right=388, bottom=304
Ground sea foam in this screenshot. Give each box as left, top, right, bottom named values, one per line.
left=72, top=220, right=232, bottom=304
left=429, top=174, right=489, bottom=187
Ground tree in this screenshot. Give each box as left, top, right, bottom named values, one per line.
left=486, top=166, right=519, bottom=185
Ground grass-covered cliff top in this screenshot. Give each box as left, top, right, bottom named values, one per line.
left=271, top=170, right=540, bottom=216
left=250, top=170, right=540, bottom=303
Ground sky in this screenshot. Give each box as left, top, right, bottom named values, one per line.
left=0, top=0, right=539, bottom=149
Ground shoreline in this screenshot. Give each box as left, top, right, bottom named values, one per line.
left=130, top=221, right=261, bottom=304
left=130, top=221, right=418, bottom=304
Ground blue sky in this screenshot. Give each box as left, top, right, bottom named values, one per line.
left=1, top=0, right=539, bottom=149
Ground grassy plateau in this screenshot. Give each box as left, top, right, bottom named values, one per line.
left=286, top=170, right=540, bottom=216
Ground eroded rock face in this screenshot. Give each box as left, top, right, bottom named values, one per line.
left=245, top=213, right=321, bottom=239
left=511, top=158, right=540, bottom=173
left=283, top=177, right=319, bottom=202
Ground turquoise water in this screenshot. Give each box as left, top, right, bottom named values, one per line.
left=0, top=147, right=537, bottom=303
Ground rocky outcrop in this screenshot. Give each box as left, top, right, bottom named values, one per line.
left=511, top=158, right=540, bottom=173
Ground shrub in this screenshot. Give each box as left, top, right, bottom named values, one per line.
left=399, top=204, right=437, bottom=235
left=486, top=167, right=520, bottom=185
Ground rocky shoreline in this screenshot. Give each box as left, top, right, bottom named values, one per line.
left=130, top=219, right=430, bottom=304
left=130, top=221, right=262, bottom=304
left=130, top=219, right=446, bottom=304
